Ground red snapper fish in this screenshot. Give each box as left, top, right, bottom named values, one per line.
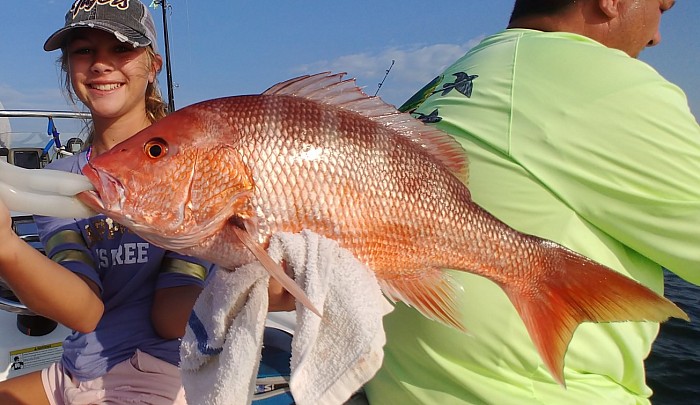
left=78, top=72, right=687, bottom=385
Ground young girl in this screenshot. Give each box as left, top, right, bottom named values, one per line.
left=0, top=2, right=214, bottom=404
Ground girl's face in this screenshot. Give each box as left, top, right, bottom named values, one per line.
left=66, top=29, right=160, bottom=120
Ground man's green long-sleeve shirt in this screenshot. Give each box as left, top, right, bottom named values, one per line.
left=365, top=29, right=700, bottom=405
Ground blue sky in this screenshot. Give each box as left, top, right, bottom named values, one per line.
left=1, top=0, right=698, bottom=134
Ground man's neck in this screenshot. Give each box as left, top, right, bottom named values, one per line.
left=507, top=0, right=615, bottom=42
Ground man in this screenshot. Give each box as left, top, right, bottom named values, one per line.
left=365, top=0, right=699, bottom=403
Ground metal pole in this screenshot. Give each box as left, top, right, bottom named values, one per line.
left=158, top=0, right=176, bottom=112
left=0, top=110, right=91, bottom=119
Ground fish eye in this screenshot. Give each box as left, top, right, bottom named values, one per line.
left=144, top=138, right=168, bottom=159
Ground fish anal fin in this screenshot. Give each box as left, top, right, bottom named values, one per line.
left=379, top=268, right=467, bottom=334
left=502, top=242, right=689, bottom=386
left=232, top=226, right=322, bottom=317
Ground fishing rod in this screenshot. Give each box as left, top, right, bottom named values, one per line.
left=374, top=60, right=395, bottom=97
left=155, top=0, right=176, bottom=112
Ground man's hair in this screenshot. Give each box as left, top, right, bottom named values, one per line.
left=509, top=0, right=576, bottom=22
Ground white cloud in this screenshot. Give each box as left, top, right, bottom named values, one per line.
left=293, top=37, right=483, bottom=107
left=0, top=83, right=73, bottom=111
left=0, top=84, right=84, bottom=134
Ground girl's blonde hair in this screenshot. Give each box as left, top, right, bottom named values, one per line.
left=59, top=46, right=168, bottom=147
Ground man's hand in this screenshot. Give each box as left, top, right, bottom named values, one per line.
left=267, top=260, right=296, bottom=312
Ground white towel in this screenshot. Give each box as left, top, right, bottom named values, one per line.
left=180, top=230, right=394, bottom=405
left=180, top=261, right=269, bottom=405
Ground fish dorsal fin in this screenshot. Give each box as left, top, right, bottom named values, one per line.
left=263, top=72, right=469, bottom=181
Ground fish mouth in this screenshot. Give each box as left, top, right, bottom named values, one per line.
left=77, top=168, right=126, bottom=217
left=77, top=169, right=170, bottom=240
left=77, top=189, right=105, bottom=212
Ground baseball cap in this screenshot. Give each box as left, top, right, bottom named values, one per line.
left=44, top=0, right=158, bottom=52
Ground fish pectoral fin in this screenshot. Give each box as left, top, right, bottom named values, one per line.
left=232, top=226, right=322, bottom=317
left=379, top=268, right=467, bottom=334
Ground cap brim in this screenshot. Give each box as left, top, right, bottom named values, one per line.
left=44, top=21, right=152, bottom=51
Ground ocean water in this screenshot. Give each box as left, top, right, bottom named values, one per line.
left=646, top=270, right=700, bottom=404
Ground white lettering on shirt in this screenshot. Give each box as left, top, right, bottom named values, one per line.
left=95, top=243, right=150, bottom=269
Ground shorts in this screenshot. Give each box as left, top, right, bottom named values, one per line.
left=41, top=349, right=187, bottom=405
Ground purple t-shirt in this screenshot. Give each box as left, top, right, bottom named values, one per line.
left=34, top=151, right=215, bottom=381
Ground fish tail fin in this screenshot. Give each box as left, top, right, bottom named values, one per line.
left=502, top=240, right=689, bottom=385
left=233, top=226, right=322, bottom=317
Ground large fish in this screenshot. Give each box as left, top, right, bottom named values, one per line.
left=77, top=72, right=688, bottom=385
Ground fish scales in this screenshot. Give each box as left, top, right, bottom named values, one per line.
left=78, top=72, right=688, bottom=385
left=225, top=95, right=482, bottom=279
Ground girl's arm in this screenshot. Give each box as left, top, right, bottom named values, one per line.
left=0, top=200, right=103, bottom=332
left=151, top=284, right=203, bottom=339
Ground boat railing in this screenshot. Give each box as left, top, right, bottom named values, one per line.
left=0, top=110, right=91, bottom=120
